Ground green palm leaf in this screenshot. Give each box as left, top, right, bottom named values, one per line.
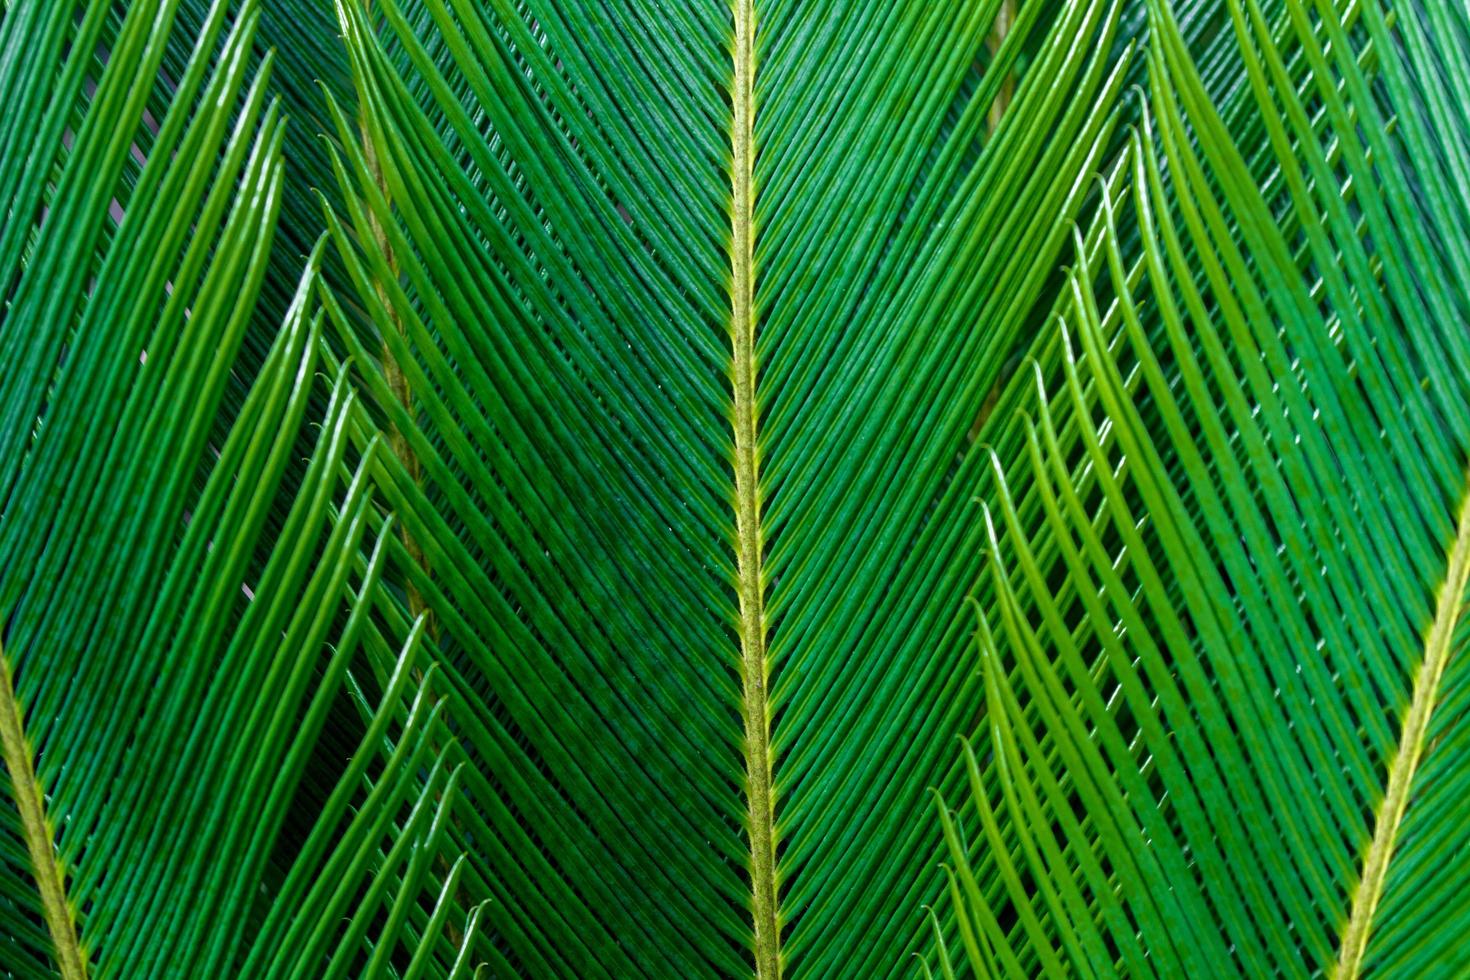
left=933, top=1, right=1470, bottom=976
left=6, top=0, right=1470, bottom=976
left=309, top=0, right=1131, bottom=974
left=0, top=1, right=479, bottom=975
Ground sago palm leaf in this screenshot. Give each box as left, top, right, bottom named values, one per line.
left=7, top=0, right=1470, bottom=977
left=308, top=0, right=1132, bottom=975
left=0, top=1, right=482, bottom=975
left=933, top=1, right=1470, bottom=977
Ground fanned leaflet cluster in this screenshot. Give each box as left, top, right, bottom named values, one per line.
left=313, top=0, right=1126, bottom=975
left=0, top=1, right=481, bottom=976
left=932, top=1, right=1470, bottom=977
left=6, top=0, right=1470, bottom=977
left=752, top=2, right=1127, bottom=973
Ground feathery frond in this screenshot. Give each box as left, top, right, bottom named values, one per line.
left=6, top=0, right=1470, bottom=976
left=312, top=0, right=1131, bottom=974
left=0, top=2, right=476, bottom=974
left=933, top=1, right=1470, bottom=975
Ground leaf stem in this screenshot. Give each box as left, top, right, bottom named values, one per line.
left=0, top=642, right=87, bottom=979
left=360, top=84, right=434, bottom=638
left=1334, top=485, right=1470, bottom=978
left=729, top=0, right=781, bottom=975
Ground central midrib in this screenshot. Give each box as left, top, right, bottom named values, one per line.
left=1333, top=483, right=1470, bottom=978
left=0, top=642, right=88, bottom=979
left=727, top=0, right=781, bottom=976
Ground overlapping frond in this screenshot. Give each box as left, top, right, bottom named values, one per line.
left=9, top=0, right=1468, bottom=975
left=172, top=0, right=356, bottom=386
left=0, top=2, right=476, bottom=975
left=315, top=0, right=1133, bottom=974
left=754, top=2, right=1129, bottom=972
left=933, top=0, right=1470, bottom=975
left=239, top=616, right=490, bottom=979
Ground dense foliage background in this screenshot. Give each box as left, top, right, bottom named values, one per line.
left=2, top=1, right=1468, bottom=977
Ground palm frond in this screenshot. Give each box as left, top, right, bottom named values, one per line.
left=934, top=0, right=1470, bottom=975
left=7, top=0, right=1469, bottom=976
left=310, top=0, right=1134, bottom=974
left=0, top=2, right=477, bottom=975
